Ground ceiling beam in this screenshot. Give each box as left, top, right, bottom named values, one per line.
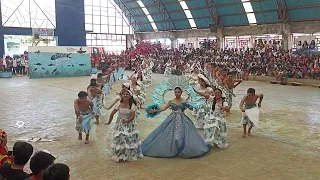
left=128, top=0, right=267, bottom=11
left=151, top=0, right=176, bottom=30
left=204, top=0, right=219, bottom=25
left=113, top=0, right=140, bottom=32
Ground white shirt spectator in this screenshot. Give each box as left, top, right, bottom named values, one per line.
left=12, top=59, right=17, bottom=67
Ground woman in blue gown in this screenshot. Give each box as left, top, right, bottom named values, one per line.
left=142, top=87, right=210, bottom=158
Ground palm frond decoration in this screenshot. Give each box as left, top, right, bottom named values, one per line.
left=150, top=75, right=205, bottom=107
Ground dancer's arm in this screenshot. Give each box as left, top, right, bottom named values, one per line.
left=219, top=101, right=230, bottom=112
left=73, top=100, right=80, bottom=118
left=193, top=88, right=210, bottom=99
left=239, top=96, right=247, bottom=112
left=149, top=103, right=169, bottom=113
left=233, top=79, right=243, bottom=88
left=257, top=94, right=263, bottom=107
left=105, top=96, right=121, bottom=110
left=106, top=109, right=118, bottom=125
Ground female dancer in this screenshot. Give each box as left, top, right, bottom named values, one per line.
left=106, top=90, right=143, bottom=162
left=137, top=71, right=145, bottom=86
left=131, top=76, right=145, bottom=108
left=194, top=74, right=214, bottom=129
left=190, top=66, right=200, bottom=85
left=142, top=87, right=210, bottom=158
left=195, top=88, right=230, bottom=148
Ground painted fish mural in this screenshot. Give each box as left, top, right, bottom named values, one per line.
left=28, top=47, right=91, bottom=78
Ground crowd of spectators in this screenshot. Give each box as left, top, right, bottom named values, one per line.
left=0, top=129, right=70, bottom=180
left=0, top=51, right=29, bottom=76
left=111, top=40, right=319, bottom=80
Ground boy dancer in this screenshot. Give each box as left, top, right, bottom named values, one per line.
left=74, top=91, right=94, bottom=144
left=88, top=81, right=102, bottom=124
left=224, top=72, right=242, bottom=109
left=239, top=88, right=263, bottom=138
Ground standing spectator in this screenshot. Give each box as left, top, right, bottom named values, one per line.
left=12, top=57, right=17, bottom=75
left=0, top=141, right=33, bottom=180
left=43, top=163, right=70, bottom=180
left=20, top=55, right=25, bottom=75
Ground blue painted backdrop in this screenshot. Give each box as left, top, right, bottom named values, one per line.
left=29, top=51, right=91, bottom=78
left=0, top=0, right=86, bottom=56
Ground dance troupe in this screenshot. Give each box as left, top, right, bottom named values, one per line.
left=73, top=59, right=264, bottom=162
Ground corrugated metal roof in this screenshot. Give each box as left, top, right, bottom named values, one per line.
left=113, top=0, right=320, bottom=32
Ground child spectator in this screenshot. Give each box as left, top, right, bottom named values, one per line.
left=43, top=163, right=70, bottom=180
left=0, top=141, right=33, bottom=180
left=26, top=151, right=56, bottom=180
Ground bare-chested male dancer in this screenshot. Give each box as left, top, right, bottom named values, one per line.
left=224, top=72, right=242, bottom=109
left=88, top=81, right=102, bottom=124
left=74, top=91, right=94, bottom=144
left=239, top=88, right=263, bottom=138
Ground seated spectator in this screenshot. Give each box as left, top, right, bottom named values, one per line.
left=0, top=141, right=33, bottom=180
left=0, top=129, right=11, bottom=167
left=26, top=151, right=56, bottom=180
left=43, top=163, right=70, bottom=180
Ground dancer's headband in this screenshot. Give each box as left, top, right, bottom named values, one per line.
left=198, top=74, right=210, bottom=85
left=122, top=82, right=130, bottom=88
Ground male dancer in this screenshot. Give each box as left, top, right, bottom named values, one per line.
left=88, top=81, right=102, bottom=124
left=224, top=72, right=242, bottom=109
left=239, top=88, right=263, bottom=138
left=74, top=91, right=94, bottom=144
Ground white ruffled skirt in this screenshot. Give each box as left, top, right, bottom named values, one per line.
left=204, top=112, right=228, bottom=148
left=109, top=117, right=143, bottom=162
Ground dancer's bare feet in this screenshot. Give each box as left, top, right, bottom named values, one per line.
left=242, top=132, right=246, bottom=138
left=85, top=136, right=89, bottom=144
left=248, top=132, right=253, bottom=137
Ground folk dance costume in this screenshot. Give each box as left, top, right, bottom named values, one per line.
left=204, top=96, right=228, bottom=148
left=109, top=103, right=143, bottom=162
left=142, top=76, right=209, bottom=158
left=188, top=70, right=200, bottom=116
left=212, top=79, right=236, bottom=108
left=241, top=104, right=259, bottom=127
left=194, top=74, right=214, bottom=129
left=164, top=62, right=172, bottom=77
left=75, top=109, right=93, bottom=136
left=131, top=84, right=145, bottom=118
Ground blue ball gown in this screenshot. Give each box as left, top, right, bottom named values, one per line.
left=142, top=101, right=210, bottom=158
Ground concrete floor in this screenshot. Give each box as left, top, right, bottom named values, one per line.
left=0, top=73, right=319, bottom=180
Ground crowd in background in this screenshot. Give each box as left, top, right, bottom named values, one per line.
left=0, top=51, right=29, bottom=76
left=112, top=40, right=320, bottom=80
left=0, top=39, right=319, bottom=80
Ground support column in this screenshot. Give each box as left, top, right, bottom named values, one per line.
left=216, top=28, right=224, bottom=49
left=126, top=34, right=135, bottom=48
left=249, top=35, right=255, bottom=48
left=170, top=38, right=177, bottom=49
left=281, top=24, right=292, bottom=50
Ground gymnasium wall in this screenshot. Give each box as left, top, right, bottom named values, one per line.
left=0, top=0, right=86, bottom=56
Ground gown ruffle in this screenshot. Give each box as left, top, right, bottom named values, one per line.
left=142, top=101, right=210, bottom=158
left=204, top=102, right=228, bottom=148
left=109, top=105, right=143, bottom=162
